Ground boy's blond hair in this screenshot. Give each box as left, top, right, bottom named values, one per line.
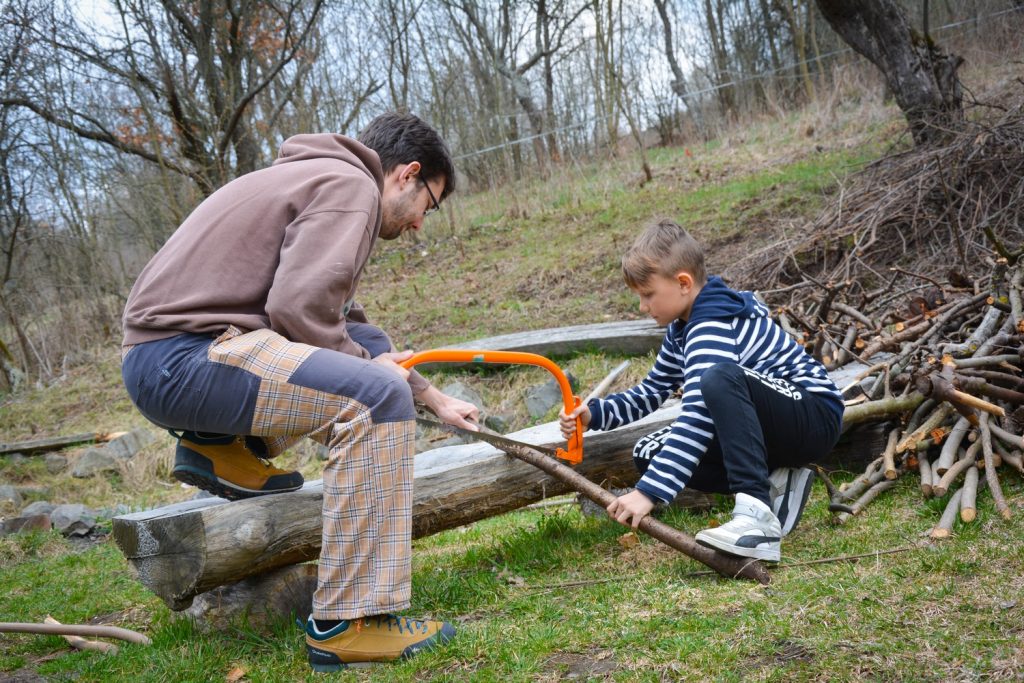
left=621, top=220, right=707, bottom=289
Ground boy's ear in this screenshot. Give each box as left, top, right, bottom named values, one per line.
left=675, top=271, right=693, bottom=290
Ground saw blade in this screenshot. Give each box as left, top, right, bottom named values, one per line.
left=416, top=416, right=559, bottom=456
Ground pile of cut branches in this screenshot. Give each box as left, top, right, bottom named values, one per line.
left=725, top=91, right=1024, bottom=293
left=786, top=261, right=1023, bottom=533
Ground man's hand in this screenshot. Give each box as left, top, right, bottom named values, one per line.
left=606, top=489, right=655, bottom=529
left=372, top=350, right=413, bottom=380
left=559, top=403, right=591, bottom=439
left=415, top=385, right=480, bottom=431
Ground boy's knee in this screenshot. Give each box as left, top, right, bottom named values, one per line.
left=701, top=363, right=744, bottom=398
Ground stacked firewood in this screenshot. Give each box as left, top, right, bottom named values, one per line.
left=773, top=262, right=1023, bottom=535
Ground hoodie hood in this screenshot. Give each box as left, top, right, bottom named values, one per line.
left=669, top=276, right=766, bottom=339
left=273, top=133, right=384, bottom=191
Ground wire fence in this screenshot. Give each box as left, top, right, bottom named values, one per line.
left=452, top=5, right=1024, bottom=163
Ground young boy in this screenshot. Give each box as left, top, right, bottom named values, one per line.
left=560, top=220, right=843, bottom=561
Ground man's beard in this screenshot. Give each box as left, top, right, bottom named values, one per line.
left=380, top=190, right=418, bottom=240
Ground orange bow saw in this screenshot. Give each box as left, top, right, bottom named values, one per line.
left=400, top=350, right=584, bottom=464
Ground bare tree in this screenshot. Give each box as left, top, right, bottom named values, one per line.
left=816, top=0, right=963, bottom=145
left=2, top=0, right=326, bottom=194
left=445, top=0, right=586, bottom=172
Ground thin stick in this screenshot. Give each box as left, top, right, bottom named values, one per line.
left=896, top=404, right=954, bottom=453
left=932, top=441, right=981, bottom=497
left=918, top=452, right=934, bottom=498
left=930, top=488, right=964, bottom=539
left=44, top=617, right=117, bottom=655
left=960, top=466, right=979, bottom=523
left=583, top=361, right=631, bottom=403
left=989, top=421, right=1024, bottom=450
left=980, top=414, right=1012, bottom=520
left=836, top=479, right=899, bottom=523
left=837, top=457, right=884, bottom=502
left=882, top=427, right=900, bottom=480
left=0, top=622, right=151, bottom=645
left=935, top=416, right=972, bottom=475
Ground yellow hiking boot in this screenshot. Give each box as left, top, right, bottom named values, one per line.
left=170, top=431, right=303, bottom=500
left=305, top=614, right=456, bottom=671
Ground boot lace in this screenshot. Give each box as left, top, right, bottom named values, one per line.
left=362, top=615, right=429, bottom=634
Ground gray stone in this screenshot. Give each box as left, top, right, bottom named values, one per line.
left=50, top=503, right=97, bottom=537
left=1, top=514, right=52, bottom=536
left=72, top=447, right=121, bottom=477
left=105, top=428, right=156, bottom=460
left=5, top=453, right=28, bottom=465
left=525, top=372, right=578, bottom=419
left=0, top=485, right=23, bottom=513
left=440, top=381, right=487, bottom=415
left=44, top=453, right=68, bottom=474
left=484, top=412, right=515, bottom=434
left=20, top=501, right=56, bottom=517
left=15, top=485, right=49, bottom=498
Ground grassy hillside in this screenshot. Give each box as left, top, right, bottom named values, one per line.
left=3, top=64, right=1024, bottom=681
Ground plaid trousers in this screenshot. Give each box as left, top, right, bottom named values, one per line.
left=122, top=326, right=416, bottom=619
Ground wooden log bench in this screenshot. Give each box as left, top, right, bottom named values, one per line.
left=112, top=400, right=880, bottom=620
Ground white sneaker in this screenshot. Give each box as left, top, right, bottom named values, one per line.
left=769, top=467, right=815, bottom=536
left=695, top=493, right=782, bottom=562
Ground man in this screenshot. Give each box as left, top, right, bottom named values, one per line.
left=120, top=113, right=478, bottom=671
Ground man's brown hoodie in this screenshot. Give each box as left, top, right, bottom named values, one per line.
left=122, top=134, right=427, bottom=391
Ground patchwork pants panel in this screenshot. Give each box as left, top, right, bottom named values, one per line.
left=121, top=327, right=416, bottom=619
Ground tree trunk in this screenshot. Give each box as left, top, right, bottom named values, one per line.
left=653, top=0, right=689, bottom=101
left=815, top=0, right=963, bottom=145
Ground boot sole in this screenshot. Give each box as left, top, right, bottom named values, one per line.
left=172, top=465, right=301, bottom=501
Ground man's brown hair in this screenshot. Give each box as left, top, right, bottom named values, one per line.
left=621, top=220, right=707, bottom=288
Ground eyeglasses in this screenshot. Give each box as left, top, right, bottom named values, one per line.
left=419, top=175, right=440, bottom=216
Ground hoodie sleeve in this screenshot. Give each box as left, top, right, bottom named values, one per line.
left=265, top=189, right=378, bottom=360
left=633, top=320, right=740, bottom=503
left=587, top=332, right=684, bottom=431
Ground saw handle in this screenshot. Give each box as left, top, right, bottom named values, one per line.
left=400, top=349, right=584, bottom=464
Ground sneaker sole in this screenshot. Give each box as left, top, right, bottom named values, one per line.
left=777, top=468, right=815, bottom=536
left=172, top=466, right=302, bottom=501
left=695, top=531, right=781, bottom=563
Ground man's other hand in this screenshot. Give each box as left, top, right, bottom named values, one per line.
left=372, top=350, right=413, bottom=380
left=415, top=385, right=480, bottom=431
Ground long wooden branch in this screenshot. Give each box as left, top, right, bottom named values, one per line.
left=486, top=432, right=771, bottom=585
left=0, top=622, right=151, bottom=645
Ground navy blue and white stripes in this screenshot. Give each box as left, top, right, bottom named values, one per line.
left=587, top=277, right=843, bottom=503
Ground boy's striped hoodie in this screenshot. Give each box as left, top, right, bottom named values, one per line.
left=587, top=276, right=844, bottom=503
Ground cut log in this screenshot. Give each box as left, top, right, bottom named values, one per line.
left=113, top=400, right=885, bottom=611
left=181, top=563, right=319, bottom=632
left=436, top=320, right=666, bottom=359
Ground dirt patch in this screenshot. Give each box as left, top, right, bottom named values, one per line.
left=541, top=648, right=618, bottom=680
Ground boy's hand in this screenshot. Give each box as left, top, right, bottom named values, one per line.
left=606, top=489, right=655, bottom=529
left=559, top=403, right=591, bottom=439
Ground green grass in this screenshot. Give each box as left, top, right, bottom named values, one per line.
left=3, top=88, right=1023, bottom=680
left=2, top=476, right=1022, bottom=681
